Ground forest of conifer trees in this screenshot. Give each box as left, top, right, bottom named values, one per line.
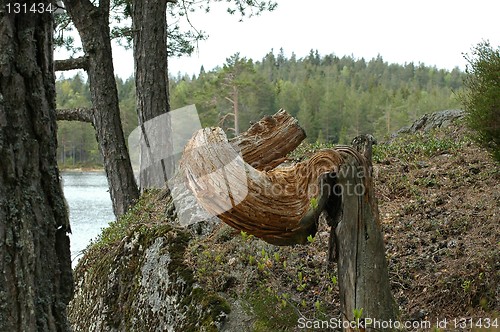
left=56, top=49, right=464, bottom=167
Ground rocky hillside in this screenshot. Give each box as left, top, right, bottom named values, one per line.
left=68, top=111, right=499, bottom=331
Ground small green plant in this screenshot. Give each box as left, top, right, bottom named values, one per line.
left=309, top=197, right=319, bottom=209
left=198, top=266, right=207, bottom=276
left=306, top=234, right=315, bottom=243
left=296, top=271, right=307, bottom=291
left=257, top=261, right=266, bottom=272
left=314, top=300, right=322, bottom=311
left=202, top=250, right=211, bottom=258
left=240, top=230, right=254, bottom=242
left=461, top=279, right=473, bottom=293
left=353, top=308, right=363, bottom=326
left=273, top=252, right=280, bottom=262
left=276, top=293, right=289, bottom=308
left=296, top=283, right=306, bottom=292
left=330, top=275, right=338, bottom=285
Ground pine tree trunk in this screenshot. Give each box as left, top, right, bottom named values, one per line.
left=63, top=0, right=139, bottom=216
left=132, top=0, right=172, bottom=191
left=233, top=85, right=239, bottom=135
left=0, top=3, right=73, bottom=330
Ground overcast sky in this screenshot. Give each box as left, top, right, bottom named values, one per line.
left=56, top=0, right=500, bottom=79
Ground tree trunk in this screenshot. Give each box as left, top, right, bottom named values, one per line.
left=333, top=138, right=398, bottom=330
left=0, top=3, right=73, bottom=330
left=233, top=85, right=239, bottom=135
left=63, top=0, right=139, bottom=217
left=132, top=0, right=172, bottom=191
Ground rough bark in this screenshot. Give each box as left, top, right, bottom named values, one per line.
left=63, top=0, right=139, bottom=216
left=0, top=3, right=73, bottom=330
left=132, top=0, right=172, bottom=191
left=56, top=107, right=94, bottom=123
left=54, top=56, right=89, bottom=71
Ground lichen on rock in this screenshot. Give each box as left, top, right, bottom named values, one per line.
left=68, top=218, right=229, bottom=331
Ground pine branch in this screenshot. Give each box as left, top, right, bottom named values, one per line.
left=56, top=108, right=95, bottom=124
left=54, top=56, right=89, bottom=71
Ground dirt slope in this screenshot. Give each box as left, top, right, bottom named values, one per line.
left=185, top=122, right=499, bottom=330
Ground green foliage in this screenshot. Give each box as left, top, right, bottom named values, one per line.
left=372, top=129, right=467, bottom=163
left=55, top=0, right=277, bottom=57
left=330, top=274, right=338, bottom=286
left=461, top=279, right=473, bottom=293
left=460, top=41, right=500, bottom=161
left=57, top=51, right=465, bottom=167
left=353, top=307, right=364, bottom=326
left=306, top=234, right=315, bottom=243
left=56, top=74, right=137, bottom=168
left=170, top=50, right=464, bottom=143
left=92, top=191, right=160, bottom=249
left=309, top=197, right=318, bottom=210
left=243, top=287, right=298, bottom=332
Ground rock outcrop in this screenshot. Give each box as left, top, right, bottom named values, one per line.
left=68, top=223, right=229, bottom=331
left=392, top=109, right=465, bottom=137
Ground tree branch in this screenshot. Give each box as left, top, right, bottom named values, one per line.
left=54, top=56, right=89, bottom=71
left=56, top=108, right=95, bottom=124
left=224, top=96, right=235, bottom=104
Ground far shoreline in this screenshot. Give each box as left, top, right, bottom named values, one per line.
left=60, top=167, right=105, bottom=173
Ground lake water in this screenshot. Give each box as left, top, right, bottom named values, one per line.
left=61, top=172, right=115, bottom=267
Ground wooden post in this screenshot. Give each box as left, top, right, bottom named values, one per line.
left=333, top=135, right=398, bottom=331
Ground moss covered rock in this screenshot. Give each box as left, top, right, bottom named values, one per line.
left=68, top=223, right=229, bottom=331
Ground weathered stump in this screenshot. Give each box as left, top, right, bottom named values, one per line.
left=333, top=138, right=398, bottom=331
left=178, top=110, right=397, bottom=330
left=180, top=126, right=342, bottom=245
left=229, top=109, right=306, bottom=170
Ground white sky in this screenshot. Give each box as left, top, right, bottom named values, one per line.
left=57, top=0, right=500, bottom=79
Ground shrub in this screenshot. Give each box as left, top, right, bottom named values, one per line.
left=460, top=41, right=500, bottom=161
